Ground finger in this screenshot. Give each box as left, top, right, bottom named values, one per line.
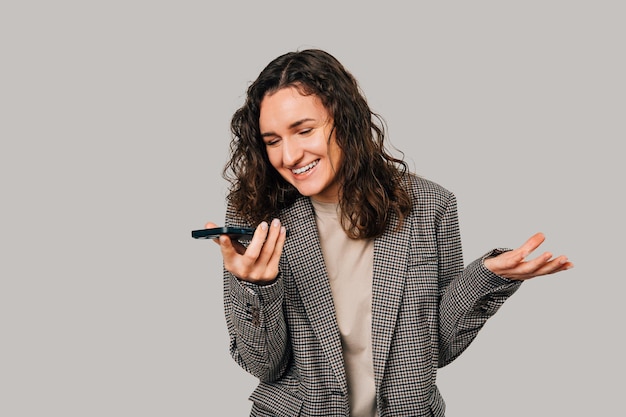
left=504, top=253, right=552, bottom=278
left=203, top=221, right=220, bottom=245
left=260, top=224, right=288, bottom=280
left=529, top=255, right=572, bottom=277
left=216, top=232, right=249, bottom=257
left=268, top=225, right=288, bottom=267
left=239, top=221, right=269, bottom=261
left=512, top=254, right=572, bottom=280
left=519, top=251, right=553, bottom=272
left=219, top=234, right=257, bottom=279
left=218, top=234, right=238, bottom=259
left=256, top=219, right=282, bottom=265
left=493, top=233, right=547, bottom=268
left=517, top=232, right=546, bottom=258
left=485, top=248, right=552, bottom=278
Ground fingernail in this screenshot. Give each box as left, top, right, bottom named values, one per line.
left=280, top=226, right=286, bottom=234
left=272, top=218, right=280, bottom=228
left=260, top=221, right=268, bottom=231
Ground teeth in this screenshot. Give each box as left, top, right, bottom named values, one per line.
left=292, top=160, right=318, bottom=175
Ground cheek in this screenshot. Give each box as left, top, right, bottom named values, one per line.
left=329, top=143, right=343, bottom=170
left=265, top=148, right=282, bottom=170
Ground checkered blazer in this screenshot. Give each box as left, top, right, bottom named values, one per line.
left=223, top=175, right=522, bottom=416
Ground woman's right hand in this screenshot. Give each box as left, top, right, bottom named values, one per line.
left=204, top=219, right=287, bottom=284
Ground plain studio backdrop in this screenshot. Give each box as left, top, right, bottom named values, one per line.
left=1, top=1, right=623, bottom=416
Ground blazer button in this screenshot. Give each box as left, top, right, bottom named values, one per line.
left=250, top=306, right=261, bottom=326
left=475, top=299, right=490, bottom=312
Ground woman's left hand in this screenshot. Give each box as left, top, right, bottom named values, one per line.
left=483, top=232, right=574, bottom=281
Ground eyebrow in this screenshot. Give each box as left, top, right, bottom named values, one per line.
left=260, top=118, right=316, bottom=138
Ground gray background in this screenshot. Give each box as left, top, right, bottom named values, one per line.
left=2, top=1, right=624, bottom=415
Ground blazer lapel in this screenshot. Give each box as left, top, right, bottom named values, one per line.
left=281, top=197, right=348, bottom=395
left=371, top=213, right=410, bottom=387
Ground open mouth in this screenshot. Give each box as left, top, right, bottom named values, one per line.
left=291, top=159, right=319, bottom=175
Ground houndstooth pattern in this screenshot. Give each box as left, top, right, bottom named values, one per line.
left=222, top=175, right=522, bottom=416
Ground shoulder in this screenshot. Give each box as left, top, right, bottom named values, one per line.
left=405, top=173, right=455, bottom=203
left=401, top=173, right=459, bottom=225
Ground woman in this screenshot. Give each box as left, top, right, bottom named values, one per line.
left=204, top=49, right=572, bottom=416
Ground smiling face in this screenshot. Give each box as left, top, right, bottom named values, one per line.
left=259, top=86, right=343, bottom=203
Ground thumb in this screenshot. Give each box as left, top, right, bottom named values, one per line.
left=203, top=221, right=221, bottom=246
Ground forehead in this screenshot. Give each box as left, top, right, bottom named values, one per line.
left=259, top=87, right=328, bottom=130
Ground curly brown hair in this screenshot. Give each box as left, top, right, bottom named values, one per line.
left=224, top=49, right=412, bottom=239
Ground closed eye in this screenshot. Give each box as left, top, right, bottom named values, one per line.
left=263, top=125, right=315, bottom=146
left=265, top=137, right=281, bottom=147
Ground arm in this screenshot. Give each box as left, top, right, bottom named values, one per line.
left=223, top=269, right=291, bottom=382
left=438, top=248, right=522, bottom=367
left=435, top=193, right=522, bottom=367
left=206, top=209, right=291, bottom=382
left=435, top=195, right=573, bottom=368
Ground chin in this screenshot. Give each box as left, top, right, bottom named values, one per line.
left=295, top=188, right=318, bottom=197
left=294, top=186, right=322, bottom=198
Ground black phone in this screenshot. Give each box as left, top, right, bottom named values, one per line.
left=191, top=226, right=255, bottom=240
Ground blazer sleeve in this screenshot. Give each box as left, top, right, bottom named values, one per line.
left=435, top=192, right=522, bottom=368
left=222, top=208, right=291, bottom=382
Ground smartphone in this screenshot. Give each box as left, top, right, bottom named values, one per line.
left=191, top=226, right=255, bottom=240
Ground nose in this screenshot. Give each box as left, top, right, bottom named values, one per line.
left=281, top=137, right=303, bottom=167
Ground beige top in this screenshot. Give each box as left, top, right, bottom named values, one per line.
left=311, top=199, right=377, bottom=417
